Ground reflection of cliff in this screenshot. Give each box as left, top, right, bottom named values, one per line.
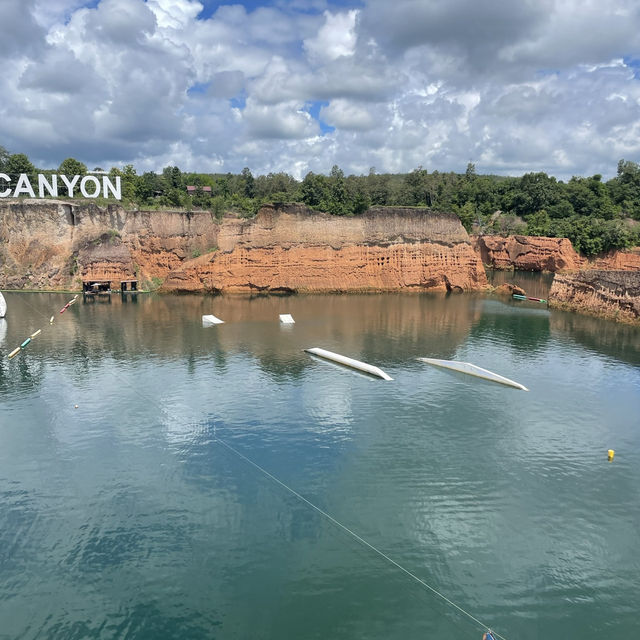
left=0, top=201, right=486, bottom=293
left=550, top=309, right=640, bottom=365
left=0, top=292, right=483, bottom=390
left=549, top=270, right=640, bottom=325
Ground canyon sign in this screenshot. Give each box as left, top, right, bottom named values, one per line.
left=0, top=173, right=121, bottom=200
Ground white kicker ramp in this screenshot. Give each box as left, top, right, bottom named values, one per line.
left=305, top=347, right=392, bottom=380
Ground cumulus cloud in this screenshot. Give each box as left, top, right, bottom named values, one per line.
left=0, top=0, right=639, bottom=180
left=303, top=9, right=358, bottom=62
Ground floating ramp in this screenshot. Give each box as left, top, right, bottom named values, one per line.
left=305, top=347, right=392, bottom=380
left=202, top=314, right=224, bottom=326
left=418, top=357, right=528, bottom=391
left=279, top=314, right=295, bottom=324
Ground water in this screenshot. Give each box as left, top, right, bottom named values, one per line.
left=0, top=289, right=639, bottom=640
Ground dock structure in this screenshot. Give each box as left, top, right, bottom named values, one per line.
left=305, top=347, right=393, bottom=380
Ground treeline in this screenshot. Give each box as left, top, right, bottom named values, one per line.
left=2, top=145, right=640, bottom=256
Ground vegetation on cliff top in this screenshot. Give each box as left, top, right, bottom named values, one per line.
left=2, top=145, right=640, bottom=256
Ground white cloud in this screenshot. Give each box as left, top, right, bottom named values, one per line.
left=303, top=9, right=358, bottom=63
left=320, top=100, right=376, bottom=131
left=0, top=0, right=639, bottom=181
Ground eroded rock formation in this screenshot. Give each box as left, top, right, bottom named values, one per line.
left=549, top=270, right=640, bottom=324
left=472, top=234, right=640, bottom=273
left=472, top=235, right=583, bottom=271
left=0, top=199, right=219, bottom=289
left=160, top=204, right=487, bottom=293
left=0, top=200, right=486, bottom=293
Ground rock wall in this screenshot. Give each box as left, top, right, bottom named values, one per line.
left=472, top=234, right=640, bottom=273
left=161, top=204, right=487, bottom=293
left=0, top=199, right=219, bottom=289
left=472, top=234, right=583, bottom=271
left=0, top=200, right=486, bottom=293
left=549, top=270, right=640, bottom=324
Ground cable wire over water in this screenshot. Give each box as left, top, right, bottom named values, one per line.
left=213, top=427, right=509, bottom=640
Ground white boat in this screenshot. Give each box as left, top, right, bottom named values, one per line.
left=418, top=357, right=528, bottom=391
left=0, top=292, right=6, bottom=318
left=202, top=314, right=224, bottom=326
left=305, top=347, right=392, bottom=380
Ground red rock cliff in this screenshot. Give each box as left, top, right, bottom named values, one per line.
left=160, top=204, right=487, bottom=293
left=472, top=234, right=640, bottom=273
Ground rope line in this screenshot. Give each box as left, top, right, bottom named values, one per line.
left=213, top=430, right=508, bottom=640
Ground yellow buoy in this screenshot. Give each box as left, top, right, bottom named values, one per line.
left=608, top=449, right=615, bottom=462
left=8, top=347, right=21, bottom=359
left=30, top=329, right=42, bottom=339
left=49, top=316, right=55, bottom=325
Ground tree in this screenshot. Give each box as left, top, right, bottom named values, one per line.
left=241, top=167, right=255, bottom=199
left=301, top=172, right=328, bottom=208
left=59, top=157, right=87, bottom=176
left=0, top=145, right=9, bottom=171
left=5, top=153, right=36, bottom=180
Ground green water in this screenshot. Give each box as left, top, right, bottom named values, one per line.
left=0, top=289, right=639, bottom=639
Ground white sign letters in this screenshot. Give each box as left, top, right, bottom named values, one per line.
left=0, top=174, right=122, bottom=200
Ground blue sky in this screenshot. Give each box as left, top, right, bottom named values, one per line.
left=1, top=0, right=639, bottom=179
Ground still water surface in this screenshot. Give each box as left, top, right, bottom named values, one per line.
left=0, top=288, right=639, bottom=639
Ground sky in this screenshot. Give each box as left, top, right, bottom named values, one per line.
left=1, top=0, right=640, bottom=180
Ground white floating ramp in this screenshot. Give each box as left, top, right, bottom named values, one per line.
left=0, top=292, right=6, bottom=318
left=202, top=314, right=224, bottom=326
left=418, top=357, right=528, bottom=391
left=305, top=347, right=392, bottom=380
left=279, top=314, right=295, bottom=324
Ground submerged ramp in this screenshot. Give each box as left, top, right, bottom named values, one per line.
left=202, top=314, right=224, bottom=326
left=305, top=347, right=392, bottom=380
left=418, top=357, right=528, bottom=391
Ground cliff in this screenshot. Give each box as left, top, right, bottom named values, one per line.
left=549, top=270, right=640, bottom=324
left=160, top=204, right=487, bottom=293
left=472, top=235, right=582, bottom=271
left=0, top=200, right=487, bottom=293
left=0, top=199, right=219, bottom=290
left=473, top=234, right=640, bottom=273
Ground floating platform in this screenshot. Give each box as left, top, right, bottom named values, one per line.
left=418, top=357, right=528, bottom=391
left=305, top=347, right=392, bottom=380
left=202, top=314, right=224, bottom=326
left=0, top=292, right=6, bottom=318
left=279, top=314, right=295, bottom=324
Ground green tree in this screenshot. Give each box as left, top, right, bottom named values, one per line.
left=526, top=209, right=551, bottom=236
left=5, top=153, right=36, bottom=180
left=59, top=157, right=87, bottom=176
left=241, top=167, right=255, bottom=199
left=301, top=172, right=328, bottom=208
left=0, top=145, right=9, bottom=171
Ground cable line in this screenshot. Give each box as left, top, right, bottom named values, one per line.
left=213, top=428, right=509, bottom=640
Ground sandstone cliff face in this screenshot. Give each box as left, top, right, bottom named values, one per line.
left=161, top=204, right=487, bottom=293
left=472, top=234, right=640, bottom=273
left=549, top=270, right=640, bottom=324
left=472, top=234, right=583, bottom=271
left=0, top=199, right=219, bottom=289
